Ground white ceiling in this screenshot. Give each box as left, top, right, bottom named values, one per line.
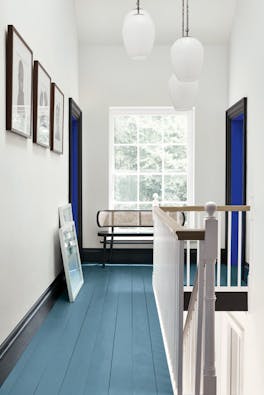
left=75, top=0, right=237, bottom=45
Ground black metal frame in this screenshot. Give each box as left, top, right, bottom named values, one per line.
left=96, top=209, right=186, bottom=267
left=69, top=98, right=83, bottom=251
left=226, top=97, right=247, bottom=279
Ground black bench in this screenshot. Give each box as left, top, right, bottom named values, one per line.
left=97, top=210, right=153, bottom=267
left=97, top=209, right=185, bottom=267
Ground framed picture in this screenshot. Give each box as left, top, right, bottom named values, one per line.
left=51, top=83, right=64, bottom=154
left=6, top=25, right=33, bottom=138
left=59, top=204, right=73, bottom=226
left=59, top=221, right=84, bottom=302
left=33, top=61, right=51, bottom=147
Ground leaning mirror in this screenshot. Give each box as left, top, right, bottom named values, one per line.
left=59, top=203, right=73, bottom=226
left=59, top=221, right=84, bottom=302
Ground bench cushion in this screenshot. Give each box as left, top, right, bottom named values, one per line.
left=97, top=210, right=153, bottom=227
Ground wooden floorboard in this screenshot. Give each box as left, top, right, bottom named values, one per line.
left=142, top=268, right=174, bottom=395
left=82, top=268, right=121, bottom=395
left=108, top=267, right=133, bottom=395
left=0, top=297, right=73, bottom=395
left=132, top=267, right=157, bottom=395
left=14, top=269, right=99, bottom=395
left=0, top=266, right=173, bottom=395
left=35, top=268, right=108, bottom=395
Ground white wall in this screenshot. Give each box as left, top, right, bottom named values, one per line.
left=229, top=0, right=264, bottom=392
left=0, top=0, right=79, bottom=344
left=80, top=44, right=228, bottom=248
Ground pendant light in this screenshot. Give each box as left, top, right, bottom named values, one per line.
left=171, top=0, right=204, bottom=82
left=168, top=74, right=198, bottom=110
left=122, top=0, right=155, bottom=60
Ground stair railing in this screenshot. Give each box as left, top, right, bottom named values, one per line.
left=152, top=202, right=218, bottom=395
left=161, top=204, right=250, bottom=290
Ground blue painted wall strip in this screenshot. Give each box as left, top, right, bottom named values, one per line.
left=230, top=116, right=244, bottom=266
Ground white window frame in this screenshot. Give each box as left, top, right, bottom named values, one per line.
left=108, top=106, right=195, bottom=209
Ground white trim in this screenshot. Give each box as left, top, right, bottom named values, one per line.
left=153, top=285, right=178, bottom=395
left=224, top=313, right=244, bottom=395
left=187, top=108, right=195, bottom=204
left=109, top=110, right=115, bottom=209
left=109, top=106, right=184, bottom=115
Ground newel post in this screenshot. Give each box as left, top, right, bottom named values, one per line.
left=203, top=202, right=218, bottom=395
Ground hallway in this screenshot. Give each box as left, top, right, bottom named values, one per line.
left=0, top=266, right=172, bottom=395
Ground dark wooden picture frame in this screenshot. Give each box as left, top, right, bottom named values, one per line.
left=33, top=61, right=51, bottom=148
left=6, top=25, right=33, bottom=138
left=50, top=83, right=64, bottom=154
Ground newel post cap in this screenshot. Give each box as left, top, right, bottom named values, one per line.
left=205, top=201, right=217, bottom=217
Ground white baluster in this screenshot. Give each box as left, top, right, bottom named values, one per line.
left=196, top=212, right=201, bottom=267
left=195, top=240, right=206, bottom=395
left=203, top=202, right=217, bottom=395
left=187, top=240, right=191, bottom=287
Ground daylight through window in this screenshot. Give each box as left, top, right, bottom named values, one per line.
left=109, top=107, right=194, bottom=210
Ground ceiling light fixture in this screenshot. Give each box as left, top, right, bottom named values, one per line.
left=169, top=0, right=203, bottom=110
left=171, top=0, right=204, bottom=82
left=122, top=0, right=155, bottom=60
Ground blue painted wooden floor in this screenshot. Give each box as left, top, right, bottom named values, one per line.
left=0, top=266, right=173, bottom=395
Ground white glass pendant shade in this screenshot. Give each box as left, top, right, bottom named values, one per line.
left=122, top=9, right=155, bottom=60
left=171, top=37, right=204, bottom=82
left=168, top=74, right=198, bottom=110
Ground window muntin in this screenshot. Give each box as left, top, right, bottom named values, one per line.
left=109, top=107, right=194, bottom=210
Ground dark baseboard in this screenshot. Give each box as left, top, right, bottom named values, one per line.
left=81, top=248, right=153, bottom=265
left=0, top=272, right=65, bottom=386
left=81, top=247, right=228, bottom=266
left=184, top=291, right=248, bottom=311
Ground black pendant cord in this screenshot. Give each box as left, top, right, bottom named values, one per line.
left=185, top=0, right=190, bottom=37
left=182, top=0, right=190, bottom=37
left=137, top=0, right=140, bottom=14
left=182, top=0, right=185, bottom=37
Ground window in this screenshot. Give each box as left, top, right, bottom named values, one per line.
left=109, top=107, right=194, bottom=210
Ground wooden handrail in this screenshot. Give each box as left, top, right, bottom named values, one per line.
left=160, top=205, right=250, bottom=212
left=153, top=206, right=205, bottom=241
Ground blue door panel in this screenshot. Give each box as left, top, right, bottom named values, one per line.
left=230, top=115, right=244, bottom=266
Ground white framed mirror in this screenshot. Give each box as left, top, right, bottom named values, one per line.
left=59, top=203, right=73, bottom=226
left=59, top=221, right=84, bottom=302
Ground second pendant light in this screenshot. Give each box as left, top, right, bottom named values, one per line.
left=169, top=0, right=204, bottom=110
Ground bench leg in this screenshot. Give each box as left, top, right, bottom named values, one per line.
left=109, top=234, right=114, bottom=265
left=102, top=236, right=106, bottom=268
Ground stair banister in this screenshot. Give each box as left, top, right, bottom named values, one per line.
left=153, top=201, right=218, bottom=395
left=203, top=202, right=218, bottom=394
